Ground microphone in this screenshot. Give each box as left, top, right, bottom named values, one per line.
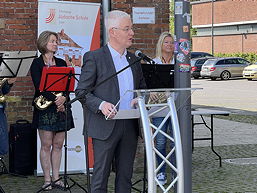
left=135, top=50, right=155, bottom=64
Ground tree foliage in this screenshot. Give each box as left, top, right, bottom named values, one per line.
left=169, top=0, right=174, bottom=34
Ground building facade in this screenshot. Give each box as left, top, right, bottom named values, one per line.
left=191, top=0, right=257, bottom=54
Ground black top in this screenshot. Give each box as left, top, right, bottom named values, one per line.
left=30, top=55, right=67, bottom=102
left=30, top=55, right=74, bottom=131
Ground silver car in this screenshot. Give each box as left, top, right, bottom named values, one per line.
left=200, top=57, right=250, bottom=80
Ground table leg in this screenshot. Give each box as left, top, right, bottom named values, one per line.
left=210, top=115, right=222, bottom=167
left=191, top=115, right=194, bottom=152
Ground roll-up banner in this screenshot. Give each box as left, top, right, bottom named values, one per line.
left=37, top=0, right=100, bottom=176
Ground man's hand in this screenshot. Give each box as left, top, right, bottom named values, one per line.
left=131, top=98, right=139, bottom=108
left=55, top=95, right=66, bottom=106
left=7, top=78, right=17, bottom=84
left=101, top=102, right=117, bottom=118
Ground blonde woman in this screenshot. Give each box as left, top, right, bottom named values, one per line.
left=151, top=31, right=175, bottom=186
left=153, top=31, right=175, bottom=64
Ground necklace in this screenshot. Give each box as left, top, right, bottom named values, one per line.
left=162, top=56, right=172, bottom=64
left=43, top=55, right=55, bottom=67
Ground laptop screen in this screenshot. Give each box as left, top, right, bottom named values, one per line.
left=141, top=63, right=174, bottom=89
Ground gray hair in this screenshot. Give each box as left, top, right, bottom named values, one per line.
left=105, top=10, right=131, bottom=38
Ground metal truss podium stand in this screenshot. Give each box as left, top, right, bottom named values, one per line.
left=111, top=88, right=198, bottom=193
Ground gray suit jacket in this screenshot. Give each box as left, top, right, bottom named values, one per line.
left=75, top=45, right=146, bottom=140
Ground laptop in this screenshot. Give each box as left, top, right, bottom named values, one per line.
left=141, top=63, right=174, bottom=89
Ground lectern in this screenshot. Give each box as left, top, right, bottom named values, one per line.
left=108, top=88, right=199, bottom=193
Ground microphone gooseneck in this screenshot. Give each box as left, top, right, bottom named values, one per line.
left=135, top=50, right=155, bottom=64
left=69, top=54, right=142, bottom=105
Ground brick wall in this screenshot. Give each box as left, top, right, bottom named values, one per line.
left=111, top=0, right=170, bottom=58
left=1, top=0, right=169, bottom=124
left=192, top=0, right=257, bottom=26
left=0, top=0, right=38, bottom=122
left=192, top=35, right=242, bottom=53
left=192, top=33, right=257, bottom=54
left=243, top=33, right=257, bottom=53
left=192, top=0, right=257, bottom=53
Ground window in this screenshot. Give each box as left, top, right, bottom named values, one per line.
left=196, top=59, right=208, bottom=65
left=216, top=60, right=225, bottom=65
left=224, top=59, right=237, bottom=65
left=191, top=60, right=196, bottom=66
left=204, top=59, right=215, bottom=66
left=237, top=58, right=249, bottom=64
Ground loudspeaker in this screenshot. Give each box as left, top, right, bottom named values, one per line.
left=9, top=120, right=37, bottom=175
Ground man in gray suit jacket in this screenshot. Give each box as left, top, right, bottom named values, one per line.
left=75, top=10, right=146, bottom=193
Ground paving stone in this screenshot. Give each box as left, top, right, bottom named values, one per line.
left=1, top=115, right=257, bottom=192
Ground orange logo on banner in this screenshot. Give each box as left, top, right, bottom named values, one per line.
left=46, top=9, right=56, bottom=23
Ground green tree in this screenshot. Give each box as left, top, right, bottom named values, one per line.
left=169, top=0, right=174, bottom=34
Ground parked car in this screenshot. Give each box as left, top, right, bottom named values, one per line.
left=191, top=52, right=213, bottom=59
left=191, top=57, right=215, bottom=79
left=200, top=57, right=250, bottom=80
left=242, top=62, right=257, bottom=80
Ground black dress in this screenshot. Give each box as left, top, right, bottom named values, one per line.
left=30, top=55, right=74, bottom=132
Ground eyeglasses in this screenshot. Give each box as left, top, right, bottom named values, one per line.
left=112, top=27, right=134, bottom=33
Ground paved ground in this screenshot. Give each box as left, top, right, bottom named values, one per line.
left=1, top=78, right=257, bottom=192
left=2, top=116, right=257, bottom=193
left=191, top=78, right=257, bottom=113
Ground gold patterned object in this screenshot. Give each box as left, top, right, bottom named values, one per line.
left=148, top=92, right=167, bottom=104
left=34, top=92, right=62, bottom=110
left=0, top=78, right=8, bottom=103
left=0, top=96, right=5, bottom=103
